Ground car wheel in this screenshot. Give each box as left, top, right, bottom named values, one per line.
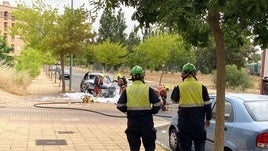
left=169, top=128, right=179, bottom=151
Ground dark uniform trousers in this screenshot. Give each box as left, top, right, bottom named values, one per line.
left=125, top=123, right=156, bottom=151
left=178, top=123, right=206, bottom=151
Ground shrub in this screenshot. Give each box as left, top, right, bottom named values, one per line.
left=15, top=48, right=42, bottom=78
left=212, top=64, right=254, bottom=90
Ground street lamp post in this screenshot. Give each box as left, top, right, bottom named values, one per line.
left=69, top=0, right=73, bottom=91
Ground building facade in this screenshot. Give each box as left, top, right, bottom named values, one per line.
left=0, top=1, right=24, bottom=56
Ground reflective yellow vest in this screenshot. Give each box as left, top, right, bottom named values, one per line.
left=179, top=77, right=204, bottom=107
left=126, top=81, right=151, bottom=110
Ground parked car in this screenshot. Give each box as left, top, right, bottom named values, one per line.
left=49, top=65, right=61, bottom=74
left=80, top=72, right=116, bottom=98
left=59, top=69, right=70, bottom=80
left=168, top=93, right=268, bottom=151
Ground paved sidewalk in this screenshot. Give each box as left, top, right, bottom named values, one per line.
left=0, top=71, right=170, bottom=151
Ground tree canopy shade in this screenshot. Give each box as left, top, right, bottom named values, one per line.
left=91, top=0, right=268, bottom=150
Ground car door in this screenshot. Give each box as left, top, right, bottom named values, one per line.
left=206, top=97, right=235, bottom=144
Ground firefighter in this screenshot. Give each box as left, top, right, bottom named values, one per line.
left=116, top=73, right=128, bottom=95
left=154, top=85, right=170, bottom=111
left=116, top=65, right=161, bottom=151
left=93, top=74, right=104, bottom=97
left=171, top=63, right=212, bottom=151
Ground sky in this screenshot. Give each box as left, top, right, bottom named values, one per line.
left=5, top=0, right=138, bottom=35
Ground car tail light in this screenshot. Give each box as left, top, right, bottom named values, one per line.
left=256, top=132, right=268, bottom=148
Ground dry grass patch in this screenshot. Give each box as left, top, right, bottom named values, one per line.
left=0, top=65, right=32, bottom=96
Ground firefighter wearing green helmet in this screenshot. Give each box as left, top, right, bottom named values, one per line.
left=116, top=65, right=161, bottom=151
left=171, top=63, right=212, bottom=151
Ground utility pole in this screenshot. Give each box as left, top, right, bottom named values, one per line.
left=69, top=0, right=73, bottom=91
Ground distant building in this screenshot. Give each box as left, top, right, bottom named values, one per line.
left=0, top=1, right=24, bottom=56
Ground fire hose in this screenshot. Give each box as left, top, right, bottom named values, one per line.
left=33, top=95, right=173, bottom=118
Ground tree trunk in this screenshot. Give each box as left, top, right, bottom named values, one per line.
left=207, top=11, right=226, bottom=151
left=159, top=69, right=164, bottom=86
left=60, top=53, right=66, bottom=92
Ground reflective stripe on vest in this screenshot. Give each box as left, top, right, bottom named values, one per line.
left=179, top=77, right=204, bottom=107
left=126, top=81, right=150, bottom=110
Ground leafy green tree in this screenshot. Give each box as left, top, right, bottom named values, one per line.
left=11, top=0, right=59, bottom=81
left=92, top=0, right=268, bottom=149
left=97, top=8, right=115, bottom=43
left=15, top=47, right=42, bottom=78
left=48, top=7, right=93, bottom=92
left=250, top=53, right=261, bottom=64
left=131, top=33, right=195, bottom=84
left=75, top=43, right=96, bottom=67
left=127, top=26, right=141, bottom=52
left=0, top=35, right=14, bottom=66
left=11, top=0, right=57, bottom=53
left=12, top=1, right=95, bottom=92
left=94, top=39, right=127, bottom=71
left=97, top=8, right=127, bottom=45
left=243, top=46, right=261, bottom=64
left=196, top=43, right=260, bottom=74
left=114, top=8, right=127, bottom=44
left=125, top=26, right=141, bottom=67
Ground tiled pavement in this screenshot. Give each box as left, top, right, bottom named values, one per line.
left=0, top=71, right=170, bottom=151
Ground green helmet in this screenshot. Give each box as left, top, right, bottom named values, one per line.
left=130, top=65, right=145, bottom=76
left=182, top=63, right=196, bottom=73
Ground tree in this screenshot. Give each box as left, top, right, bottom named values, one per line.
left=213, top=64, right=254, bottom=90
left=76, top=43, right=97, bottom=67
left=196, top=43, right=260, bottom=74
left=94, top=39, right=127, bottom=71
left=12, top=0, right=95, bottom=92
left=131, top=33, right=195, bottom=84
left=92, top=0, right=268, bottom=150
left=97, top=8, right=115, bottom=43
left=97, top=8, right=127, bottom=45
left=127, top=26, right=141, bottom=52
left=114, top=8, right=128, bottom=44
left=48, top=7, right=94, bottom=92
left=11, top=0, right=59, bottom=79
left=15, top=47, right=42, bottom=78
left=0, top=35, right=14, bottom=66
left=11, top=0, right=57, bottom=53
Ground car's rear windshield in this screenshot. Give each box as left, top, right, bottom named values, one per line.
left=245, top=101, right=268, bottom=121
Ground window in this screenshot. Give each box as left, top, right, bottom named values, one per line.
left=212, top=100, right=234, bottom=122
left=4, top=22, right=8, bottom=31
left=4, top=11, right=8, bottom=20
left=245, top=101, right=268, bottom=121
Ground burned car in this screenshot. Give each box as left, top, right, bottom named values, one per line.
left=80, top=72, right=116, bottom=98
